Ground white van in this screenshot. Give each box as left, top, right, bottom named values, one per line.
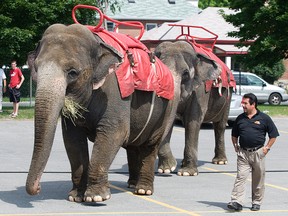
left=232, top=71, right=288, bottom=105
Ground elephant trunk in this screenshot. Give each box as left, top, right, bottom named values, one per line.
left=26, top=67, right=67, bottom=195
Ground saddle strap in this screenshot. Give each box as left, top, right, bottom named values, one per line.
left=132, top=91, right=156, bottom=143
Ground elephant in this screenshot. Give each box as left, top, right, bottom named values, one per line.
left=154, top=41, right=235, bottom=176
left=25, top=23, right=182, bottom=203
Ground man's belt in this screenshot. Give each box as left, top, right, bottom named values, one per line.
left=241, top=146, right=263, bottom=152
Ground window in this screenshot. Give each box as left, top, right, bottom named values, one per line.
left=128, top=0, right=135, bottom=3
left=247, top=75, right=263, bottom=86
left=146, top=23, right=157, bottom=31
left=234, top=74, right=249, bottom=85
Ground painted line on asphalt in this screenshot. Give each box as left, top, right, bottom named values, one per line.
left=279, top=130, right=288, bottom=134
left=202, top=166, right=288, bottom=191
left=110, top=184, right=201, bottom=216
left=0, top=212, right=188, bottom=216
left=2, top=209, right=288, bottom=216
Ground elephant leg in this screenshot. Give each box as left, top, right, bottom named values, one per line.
left=177, top=120, right=202, bottom=176
left=157, top=127, right=177, bottom=174
left=178, top=90, right=208, bottom=177
left=134, top=143, right=158, bottom=195
left=61, top=118, right=89, bottom=202
left=84, top=129, right=123, bottom=202
left=212, top=121, right=228, bottom=165
left=126, top=146, right=140, bottom=188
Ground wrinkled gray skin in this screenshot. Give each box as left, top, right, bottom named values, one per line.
left=26, top=24, right=181, bottom=203
left=155, top=41, right=232, bottom=176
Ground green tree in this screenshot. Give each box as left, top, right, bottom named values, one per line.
left=222, top=0, right=288, bottom=68
left=252, top=61, right=285, bottom=84
left=0, top=0, right=122, bottom=66
left=198, top=0, right=229, bottom=9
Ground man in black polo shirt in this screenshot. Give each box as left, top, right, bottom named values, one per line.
left=227, top=93, right=279, bottom=211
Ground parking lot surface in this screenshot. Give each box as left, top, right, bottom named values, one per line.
left=0, top=117, right=287, bottom=216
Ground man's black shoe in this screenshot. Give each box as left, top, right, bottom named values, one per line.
left=227, top=202, right=243, bottom=211
left=251, top=204, right=260, bottom=211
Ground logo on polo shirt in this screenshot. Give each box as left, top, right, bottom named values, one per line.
left=254, top=120, right=260, bottom=125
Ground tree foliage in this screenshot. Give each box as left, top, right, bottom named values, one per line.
left=222, top=0, right=288, bottom=68
left=0, top=0, right=121, bottom=66
left=252, top=61, right=285, bottom=84
left=198, top=0, right=229, bottom=9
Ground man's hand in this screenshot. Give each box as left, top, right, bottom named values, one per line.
left=233, top=144, right=240, bottom=152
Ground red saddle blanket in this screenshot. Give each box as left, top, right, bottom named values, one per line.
left=90, top=28, right=174, bottom=100
left=190, top=43, right=236, bottom=93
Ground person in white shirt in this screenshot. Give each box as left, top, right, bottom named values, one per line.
left=0, top=67, right=7, bottom=112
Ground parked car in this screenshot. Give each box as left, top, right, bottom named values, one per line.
left=233, top=71, right=288, bottom=105
left=227, top=93, right=243, bottom=127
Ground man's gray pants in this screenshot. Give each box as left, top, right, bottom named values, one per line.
left=231, top=147, right=266, bottom=206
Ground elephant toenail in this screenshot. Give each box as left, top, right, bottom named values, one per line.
left=164, top=169, right=171, bottom=174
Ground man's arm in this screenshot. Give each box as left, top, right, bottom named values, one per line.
left=263, top=137, right=277, bottom=155
left=231, top=136, right=240, bottom=152
left=16, top=75, right=25, bottom=89
left=3, top=79, right=6, bottom=93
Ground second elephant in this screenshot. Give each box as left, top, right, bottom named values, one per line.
left=155, top=41, right=235, bottom=176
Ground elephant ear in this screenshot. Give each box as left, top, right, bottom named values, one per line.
left=190, top=52, right=221, bottom=91
left=27, top=42, right=40, bottom=82
left=92, top=42, right=123, bottom=90
left=197, top=54, right=221, bottom=80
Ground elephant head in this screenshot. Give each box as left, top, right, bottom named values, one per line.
left=154, top=41, right=221, bottom=102
left=26, top=24, right=122, bottom=195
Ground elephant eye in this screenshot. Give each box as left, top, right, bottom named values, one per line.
left=182, top=69, right=190, bottom=81
left=67, top=69, right=79, bottom=80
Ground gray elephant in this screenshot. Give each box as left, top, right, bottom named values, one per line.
left=25, top=24, right=181, bottom=203
left=154, top=41, right=235, bottom=176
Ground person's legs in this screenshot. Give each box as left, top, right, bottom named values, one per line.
left=251, top=148, right=266, bottom=206
left=0, top=89, right=3, bottom=112
left=11, top=88, right=20, bottom=117
left=230, top=150, right=251, bottom=206
left=13, top=102, right=20, bottom=116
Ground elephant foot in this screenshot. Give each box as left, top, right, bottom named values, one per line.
left=157, top=155, right=177, bottom=174
left=134, top=184, right=153, bottom=195
left=68, top=188, right=85, bottom=202
left=84, top=185, right=111, bottom=202
left=212, top=157, right=228, bottom=165
left=177, top=160, right=199, bottom=176
left=128, top=179, right=153, bottom=195
left=177, top=168, right=198, bottom=176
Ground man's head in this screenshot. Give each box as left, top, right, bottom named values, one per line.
left=241, top=93, right=258, bottom=114
left=11, top=60, right=17, bottom=69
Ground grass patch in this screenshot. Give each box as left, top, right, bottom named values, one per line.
left=258, top=104, right=288, bottom=117
left=0, top=103, right=287, bottom=120
left=0, top=106, right=34, bottom=120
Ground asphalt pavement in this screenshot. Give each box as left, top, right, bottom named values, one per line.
left=0, top=117, right=287, bottom=216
